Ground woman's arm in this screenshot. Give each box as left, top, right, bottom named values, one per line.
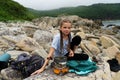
left=69, top=45, right=78, bottom=57
left=31, top=47, right=55, bottom=75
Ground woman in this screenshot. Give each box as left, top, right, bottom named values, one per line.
left=31, top=19, right=88, bottom=75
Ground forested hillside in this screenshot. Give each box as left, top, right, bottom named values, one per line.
left=0, top=0, right=34, bottom=21
left=30, top=3, right=120, bottom=20
left=0, top=0, right=120, bottom=21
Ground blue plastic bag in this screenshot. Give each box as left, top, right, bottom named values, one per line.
left=0, top=53, right=11, bottom=62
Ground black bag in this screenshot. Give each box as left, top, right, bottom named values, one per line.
left=107, top=58, right=120, bottom=72
left=11, top=53, right=45, bottom=78
left=0, top=61, right=8, bottom=70
left=0, top=53, right=11, bottom=70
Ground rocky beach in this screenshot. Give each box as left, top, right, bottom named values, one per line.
left=0, top=15, right=120, bottom=80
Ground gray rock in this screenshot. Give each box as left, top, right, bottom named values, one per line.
left=1, top=67, right=23, bottom=80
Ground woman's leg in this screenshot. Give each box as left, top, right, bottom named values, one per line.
left=70, top=35, right=81, bottom=50
left=65, top=53, right=89, bottom=60
left=66, top=35, right=89, bottom=60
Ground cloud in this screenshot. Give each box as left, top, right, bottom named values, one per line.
left=13, top=0, right=120, bottom=10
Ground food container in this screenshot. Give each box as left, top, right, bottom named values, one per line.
left=53, top=56, right=69, bottom=75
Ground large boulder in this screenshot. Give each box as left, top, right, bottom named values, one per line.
left=16, top=37, right=41, bottom=52
left=100, top=36, right=120, bottom=49
left=1, top=67, right=23, bottom=80
left=103, top=45, right=120, bottom=59
left=33, top=30, right=53, bottom=45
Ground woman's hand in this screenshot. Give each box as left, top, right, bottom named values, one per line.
left=69, top=49, right=74, bottom=57
left=31, top=47, right=54, bottom=76
left=31, top=68, right=44, bottom=76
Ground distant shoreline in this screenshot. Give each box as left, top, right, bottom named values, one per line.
left=102, top=20, right=120, bottom=27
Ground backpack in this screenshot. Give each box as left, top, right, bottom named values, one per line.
left=0, top=61, right=8, bottom=70
left=0, top=53, right=11, bottom=70
left=107, top=58, right=120, bottom=72
left=11, top=53, right=45, bottom=78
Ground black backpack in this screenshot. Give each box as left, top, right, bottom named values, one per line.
left=0, top=61, right=8, bottom=70
left=11, top=53, right=45, bottom=78
left=107, top=58, right=120, bottom=72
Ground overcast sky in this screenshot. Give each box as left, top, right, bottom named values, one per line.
left=13, top=0, right=120, bottom=10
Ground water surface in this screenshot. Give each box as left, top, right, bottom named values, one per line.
left=102, top=20, right=120, bottom=27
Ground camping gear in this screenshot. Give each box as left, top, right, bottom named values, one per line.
left=0, top=53, right=11, bottom=70
left=11, top=53, right=45, bottom=78
left=67, top=58, right=98, bottom=75
left=53, top=56, right=69, bottom=75
left=107, top=58, right=120, bottom=72
left=0, top=53, right=11, bottom=62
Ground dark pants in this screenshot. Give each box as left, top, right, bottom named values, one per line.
left=65, top=53, right=89, bottom=61
left=65, top=35, right=89, bottom=60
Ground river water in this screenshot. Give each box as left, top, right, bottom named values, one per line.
left=102, top=20, right=120, bottom=27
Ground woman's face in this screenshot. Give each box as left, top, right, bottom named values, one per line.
left=60, top=22, right=71, bottom=36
